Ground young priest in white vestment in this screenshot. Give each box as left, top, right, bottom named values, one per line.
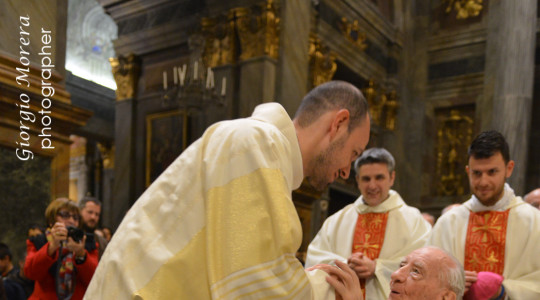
left=85, top=81, right=370, bottom=300
left=306, top=148, right=432, bottom=300
left=430, top=130, right=540, bottom=300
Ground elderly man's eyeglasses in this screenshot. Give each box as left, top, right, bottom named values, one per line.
left=57, top=211, right=80, bottom=221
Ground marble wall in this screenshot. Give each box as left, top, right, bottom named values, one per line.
left=0, top=147, right=51, bottom=263
left=99, top=0, right=540, bottom=233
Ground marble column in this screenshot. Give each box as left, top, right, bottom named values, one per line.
left=238, top=57, right=277, bottom=117
left=481, top=0, right=537, bottom=195
left=274, top=0, right=311, bottom=116
left=234, top=3, right=280, bottom=117
left=396, top=1, right=429, bottom=208
left=108, top=54, right=140, bottom=230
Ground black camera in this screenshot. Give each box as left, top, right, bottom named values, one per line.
left=67, top=226, right=85, bottom=242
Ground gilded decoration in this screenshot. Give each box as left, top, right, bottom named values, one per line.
left=201, top=12, right=237, bottom=68
left=234, top=0, right=280, bottom=61
left=309, top=34, right=337, bottom=87
left=338, top=17, right=367, bottom=51
left=436, top=109, right=474, bottom=196
left=362, top=80, right=398, bottom=130
left=384, top=91, right=399, bottom=130
left=97, top=143, right=115, bottom=169
left=109, top=53, right=140, bottom=101
left=445, top=0, right=483, bottom=19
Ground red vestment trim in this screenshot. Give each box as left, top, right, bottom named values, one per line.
left=351, top=212, right=389, bottom=297
left=464, top=210, right=509, bottom=275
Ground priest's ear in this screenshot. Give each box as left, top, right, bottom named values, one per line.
left=505, top=160, right=515, bottom=179
left=441, top=290, right=456, bottom=300
left=328, top=109, right=350, bottom=142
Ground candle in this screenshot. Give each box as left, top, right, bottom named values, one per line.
left=163, top=71, right=167, bottom=90
left=194, top=61, right=198, bottom=79
left=221, top=77, right=226, bottom=96
left=178, top=64, right=186, bottom=86
left=173, top=66, right=178, bottom=85
left=206, top=67, right=214, bottom=89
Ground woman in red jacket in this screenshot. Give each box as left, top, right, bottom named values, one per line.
left=24, top=198, right=98, bottom=300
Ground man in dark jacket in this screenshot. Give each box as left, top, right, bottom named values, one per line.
left=79, top=196, right=108, bottom=259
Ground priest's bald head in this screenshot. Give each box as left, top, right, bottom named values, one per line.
left=293, top=81, right=371, bottom=191
left=389, top=246, right=465, bottom=300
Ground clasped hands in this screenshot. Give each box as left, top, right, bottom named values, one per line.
left=307, top=260, right=363, bottom=300
left=347, top=252, right=376, bottom=279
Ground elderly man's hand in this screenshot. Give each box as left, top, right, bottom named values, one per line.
left=464, top=270, right=478, bottom=293
left=347, top=252, right=376, bottom=279
left=307, top=260, right=363, bottom=300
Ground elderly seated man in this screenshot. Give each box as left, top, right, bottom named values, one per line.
left=389, top=246, right=465, bottom=300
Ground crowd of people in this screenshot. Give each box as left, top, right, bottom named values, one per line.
left=1, top=197, right=112, bottom=300
left=2, top=81, right=540, bottom=299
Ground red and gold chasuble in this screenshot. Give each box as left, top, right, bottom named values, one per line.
left=464, top=210, right=510, bottom=275
left=351, top=212, right=389, bottom=297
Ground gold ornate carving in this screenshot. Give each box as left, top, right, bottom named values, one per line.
left=362, top=80, right=398, bottom=130
left=436, top=109, right=474, bottom=196
left=339, top=17, right=367, bottom=51
left=201, top=12, right=237, bottom=68
left=234, top=0, right=280, bottom=61
left=445, top=0, right=483, bottom=19
left=97, top=143, right=115, bottom=169
left=365, top=80, right=386, bottom=125
left=109, top=53, right=140, bottom=101
left=309, top=34, right=337, bottom=87
left=384, top=90, right=399, bottom=130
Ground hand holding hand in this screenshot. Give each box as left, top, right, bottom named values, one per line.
left=310, top=260, right=363, bottom=300
left=347, top=252, right=376, bottom=279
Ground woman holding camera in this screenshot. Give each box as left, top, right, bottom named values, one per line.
left=24, top=198, right=98, bottom=300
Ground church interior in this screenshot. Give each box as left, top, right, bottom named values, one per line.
left=1, top=0, right=539, bottom=261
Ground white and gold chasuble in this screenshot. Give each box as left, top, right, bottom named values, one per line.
left=84, top=103, right=334, bottom=299
left=305, top=191, right=432, bottom=300
left=430, top=184, right=540, bottom=299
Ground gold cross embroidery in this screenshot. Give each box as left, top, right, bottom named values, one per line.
left=485, top=251, right=500, bottom=269
left=353, top=233, right=380, bottom=253
left=472, top=213, right=502, bottom=243
left=371, top=217, right=383, bottom=226
left=359, top=217, right=368, bottom=227
left=467, top=252, right=480, bottom=270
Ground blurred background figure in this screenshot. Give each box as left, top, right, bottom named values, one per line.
left=78, top=196, right=108, bottom=259
left=7, top=250, right=35, bottom=299
left=441, top=203, right=461, bottom=215
left=101, top=227, right=112, bottom=243
left=524, top=188, right=540, bottom=209
left=0, top=243, right=16, bottom=278
left=422, top=212, right=435, bottom=227
left=1, top=244, right=28, bottom=300
left=27, top=225, right=44, bottom=238
left=24, top=198, right=98, bottom=300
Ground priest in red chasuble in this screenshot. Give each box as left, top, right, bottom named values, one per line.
left=305, top=148, right=432, bottom=300
left=430, top=130, right=540, bottom=300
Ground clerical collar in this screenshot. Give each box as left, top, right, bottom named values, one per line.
left=469, top=183, right=514, bottom=212
left=355, top=190, right=404, bottom=213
